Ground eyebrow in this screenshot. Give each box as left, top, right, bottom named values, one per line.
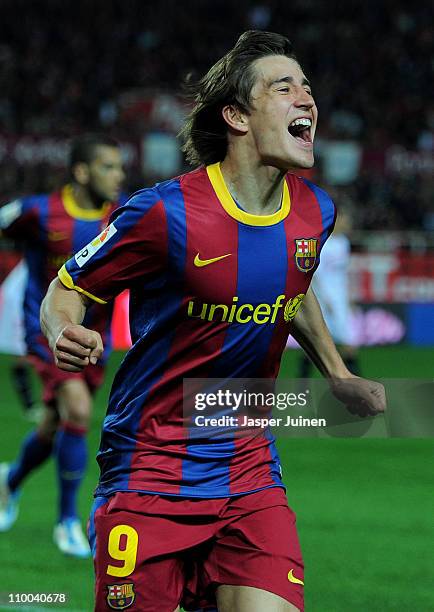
left=269, top=76, right=312, bottom=89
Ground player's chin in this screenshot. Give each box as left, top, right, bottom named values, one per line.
left=291, top=150, right=315, bottom=169
left=100, top=187, right=120, bottom=202
left=279, top=146, right=313, bottom=170
left=271, top=154, right=314, bottom=172
left=105, top=191, right=119, bottom=202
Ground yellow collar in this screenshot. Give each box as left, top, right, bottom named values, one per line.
left=206, top=162, right=290, bottom=226
left=62, top=184, right=111, bottom=221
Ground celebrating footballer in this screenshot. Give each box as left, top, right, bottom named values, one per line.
left=40, top=31, right=386, bottom=612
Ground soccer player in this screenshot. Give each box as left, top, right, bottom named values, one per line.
left=41, top=32, right=385, bottom=611
left=0, top=134, right=125, bottom=558
left=0, top=260, right=41, bottom=418
left=298, top=207, right=360, bottom=377
left=11, top=356, right=40, bottom=418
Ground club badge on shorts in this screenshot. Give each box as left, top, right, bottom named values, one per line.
left=294, top=238, right=318, bottom=272
left=107, top=583, right=135, bottom=609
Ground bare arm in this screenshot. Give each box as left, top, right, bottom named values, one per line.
left=291, top=287, right=386, bottom=416
left=40, top=278, right=103, bottom=372
left=291, top=286, right=350, bottom=379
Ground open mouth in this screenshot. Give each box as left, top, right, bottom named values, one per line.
left=288, top=118, right=312, bottom=145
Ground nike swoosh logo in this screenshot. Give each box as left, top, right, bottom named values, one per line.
left=194, top=253, right=231, bottom=267
left=287, top=569, right=304, bottom=585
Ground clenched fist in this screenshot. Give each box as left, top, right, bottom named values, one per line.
left=52, top=325, right=104, bottom=372
left=330, top=377, right=387, bottom=417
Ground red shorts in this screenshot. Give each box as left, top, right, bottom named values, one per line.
left=90, top=487, right=304, bottom=611
left=28, top=354, right=105, bottom=409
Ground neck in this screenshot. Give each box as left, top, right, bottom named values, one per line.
left=220, top=155, right=286, bottom=216
left=70, top=183, right=103, bottom=210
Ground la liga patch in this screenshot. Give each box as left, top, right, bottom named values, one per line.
left=75, top=223, right=117, bottom=268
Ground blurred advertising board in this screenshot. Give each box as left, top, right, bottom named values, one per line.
left=362, top=146, right=434, bottom=177
left=0, top=133, right=140, bottom=169
left=350, top=251, right=434, bottom=303
left=323, top=249, right=434, bottom=347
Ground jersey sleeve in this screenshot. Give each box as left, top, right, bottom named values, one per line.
left=58, top=188, right=168, bottom=304
left=315, top=195, right=336, bottom=275
left=299, top=177, right=337, bottom=259
left=0, top=198, right=39, bottom=240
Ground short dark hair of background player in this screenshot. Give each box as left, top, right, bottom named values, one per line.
left=68, top=133, right=120, bottom=178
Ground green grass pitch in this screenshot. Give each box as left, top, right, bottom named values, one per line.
left=0, top=346, right=433, bottom=611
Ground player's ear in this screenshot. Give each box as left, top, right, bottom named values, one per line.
left=222, top=105, right=249, bottom=134
left=72, top=162, right=90, bottom=186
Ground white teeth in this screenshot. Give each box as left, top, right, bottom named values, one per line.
left=289, top=118, right=312, bottom=128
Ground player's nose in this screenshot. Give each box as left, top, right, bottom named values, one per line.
left=294, top=87, right=315, bottom=109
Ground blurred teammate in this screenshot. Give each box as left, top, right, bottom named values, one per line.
left=0, top=259, right=40, bottom=417
left=11, top=356, right=40, bottom=418
left=298, top=207, right=360, bottom=377
left=41, top=32, right=385, bottom=610
left=0, top=134, right=125, bottom=557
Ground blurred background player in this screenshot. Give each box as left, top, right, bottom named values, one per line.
left=298, top=207, right=360, bottom=378
left=11, top=355, right=41, bottom=419
left=0, top=134, right=126, bottom=557
left=0, top=259, right=42, bottom=419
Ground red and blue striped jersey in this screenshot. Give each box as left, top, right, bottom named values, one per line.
left=0, top=185, right=125, bottom=362
left=60, top=163, right=336, bottom=498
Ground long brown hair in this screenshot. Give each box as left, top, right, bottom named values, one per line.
left=180, top=30, right=296, bottom=167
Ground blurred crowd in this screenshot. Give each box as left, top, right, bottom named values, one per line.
left=0, top=0, right=432, bottom=230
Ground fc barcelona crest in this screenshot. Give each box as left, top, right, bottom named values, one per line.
left=294, top=238, right=318, bottom=272
left=107, top=583, right=135, bottom=610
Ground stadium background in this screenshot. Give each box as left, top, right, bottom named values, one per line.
left=0, top=1, right=433, bottom=610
